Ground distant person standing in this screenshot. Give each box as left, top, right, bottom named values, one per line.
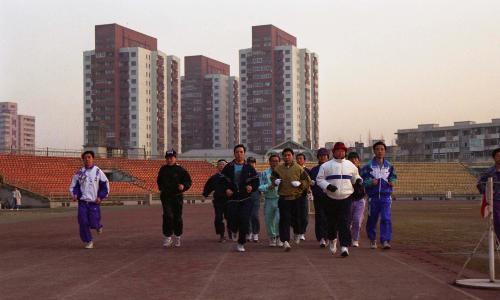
left=203, top=159, right=230, bottom=242
left=11, top=188, right=22, bottom=210
left=221, top=144, right=259, bottom=252
left=477, top=147, right=500, bottom=249
left=316, top=142, right=363, bottom=257
left=295, top=153, right=310, bottom=243
left=347, top=152, right=366, bottom=247
left=271, top=148, right=311, bottom=252
left=246, top=157, right=261, bottom=242
left=259, top=154, right=283, bottom=247
left=157, top=149, right=192, bottom=248
left=361, top=141, right=397, bottom=250
left=309, top=148, right=330, bottom=248
left=69, top=151, right=110, bottom=249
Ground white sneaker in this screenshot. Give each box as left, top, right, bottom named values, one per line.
left=174, top=235, right=181, bottom=247
left=269, top=238, right=277, bottom=247
left=294, top=234, right=301, bottom=244
left=236, top=243, right=245, bottom=252
left=370, top=240, right=377, bottom=249
left=341, top=246, right=349, bottom=257
left=277, top=238, right=284, bottom=247
left=84, top=241, right=94, bottom=249
left=319, top=238, right=327, bottom=248
left=352, top=240, right=359, bottom=247
left=246, top=233, right=252, bottom=241
left=284, top=241, right=291, bottom=252
left=382, top=241, right=391, bottom=249
left=329, top=239, right=337, bottom=255
left=163, top=236, right=173, bottom=247
left=252, top=234, right=259, bottom=242
left=299, top=234, right=306, bottom=241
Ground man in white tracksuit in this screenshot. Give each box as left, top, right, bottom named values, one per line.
left=316, top=142, right=363, bottom=257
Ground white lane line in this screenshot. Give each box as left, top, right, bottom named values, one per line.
left=56, top=252, right=150, bottom=300
left=302, top=252, right=340, bottom=300
left=380, top=253, right=483, bottom=300
left=195, top=250, right=229, bottom=300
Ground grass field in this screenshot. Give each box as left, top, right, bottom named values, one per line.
left=392, top=200, right=499, bottom=274
left=1, top=199, right=498, bottom=276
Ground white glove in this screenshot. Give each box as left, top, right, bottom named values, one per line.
left=291, top=181, right=301, bottom=187
left=310, top=180, right=315, bottom=186
left=274, top=179, right=282, bottom=186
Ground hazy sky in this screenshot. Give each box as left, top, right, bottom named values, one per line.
left=1, top=0, right=499, bottom=149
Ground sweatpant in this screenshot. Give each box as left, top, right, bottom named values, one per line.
left=227, top=197, right=253, bottom=245
left=366, top=197, right=392, bottom=243
left=323, top=197, right=352, bottom=247
left=313, top=195, right=328, bottom=242
left=350, top=198, right=366, bottom=242
left=78, top=200, right=102, bottom=243
left=295, top=193, right=309, bottom=235
left=264, top=197, right=280, bottom=238
left=248, top=191, right=261, bottom=235
left=213, top=199, right=229, bottom=237
left=161, top=194, right=184, bottom=237
left=278, top=197, right=300, bottom=243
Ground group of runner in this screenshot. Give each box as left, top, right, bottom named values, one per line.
left=200, top=141, right=398, bottom=256
left=68, top=145, right=500, bottom=254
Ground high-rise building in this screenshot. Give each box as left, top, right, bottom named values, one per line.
left=0, top=102, right=35, bottom=151
left=83, top=23, right=180, bottom=158
left=181, top=55, right=239, bottom=151
left=239, top=25, right=319, bottom=153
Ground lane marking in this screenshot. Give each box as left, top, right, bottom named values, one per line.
left=56, top=251, right=151, bottom=300
left=380, top=252, right=483, bottom=300
left=302, top=250, right=340, bottom=300
left=195, top=249, right=230, bottom=300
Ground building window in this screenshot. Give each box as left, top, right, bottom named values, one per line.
left=131, top=115, right=136, bottom=119
left=131, top=61, right=136, bottom=66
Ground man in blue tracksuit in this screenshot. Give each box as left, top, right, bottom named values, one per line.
left=361, top=141, right=397, bottom=250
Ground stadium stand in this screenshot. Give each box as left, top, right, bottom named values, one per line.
left=392, top=162, right=478, bottom=199
left=0, top=154, right=480, bottom=207
left=0, top=154, right=216, bottom=207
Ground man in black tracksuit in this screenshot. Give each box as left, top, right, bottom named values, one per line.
left=157, top=149, right=192, bottom=248
left=221, top=144, right=259, bottom=252
left=203, top=159, right=230, bottom=242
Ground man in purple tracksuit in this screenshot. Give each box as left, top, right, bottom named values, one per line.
left=477, top=147, right=500, bottom=249
left=69, top=151, right=110, bottom=249
left=361, top=141, right=397, bottom=250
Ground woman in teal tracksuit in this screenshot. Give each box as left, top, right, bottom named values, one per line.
left=259, top=154, right=282, bottom=247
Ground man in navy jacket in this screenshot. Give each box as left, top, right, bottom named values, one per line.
left=221, top=144, right=259, bottom=252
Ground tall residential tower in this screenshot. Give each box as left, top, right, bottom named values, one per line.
left=83, top=24, right=181, bottom=157
left=239, top=25, right=319, bottom=153
left=181, top=55, right=239, bottom=151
